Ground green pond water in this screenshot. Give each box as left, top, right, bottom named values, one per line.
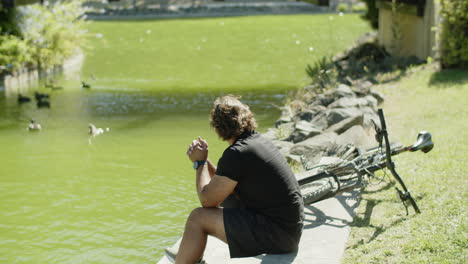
left=0, top=15, right=369, bottom=263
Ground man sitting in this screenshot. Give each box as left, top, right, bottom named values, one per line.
left=168, top=95, right=304, bottom=264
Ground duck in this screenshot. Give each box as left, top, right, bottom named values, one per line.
left=18, top=94, right=31, bottom=104
left=27, top=119, right=42, bottom=131
left=37, top=99, right=51, bottom=108
left=34, top=91, right=50, bottom=101
left=82, top=81, right=91, bottom=89
left=88, top=123, right=106, bottom=136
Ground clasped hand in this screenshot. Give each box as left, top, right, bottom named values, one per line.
left=186, top=136, right=208, bottom=162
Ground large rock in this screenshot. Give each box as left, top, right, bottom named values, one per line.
left=310, top=111, right=329, bottom=130
left=364, top=95, right=378, bottom=108
left=369, top=89, right=385, bottom=105
left=293, top=105, right=328, bottom=122
left=328, top=97, right=376, bottom=109
left=333, top=84, right=355, bottom=98
left=275, top=122, right=295, bottom=140
left=287, top=120, right=322, bottom=143
left=274, top=106, right=293, bottom=127
left=294, top=109, right=315, bottom=122
left=326, top=107, right=363, bottom=126
left=272, top=140, right=294, bottom=156
left=290, top=132, right=338, bottom=165
left=311, top=94, right=335, bottom=107
left=261, top=128, right=277, bottom=141
left=326, top=114, right=364, bottom=134
left=336, top=125, right=375, bottom=149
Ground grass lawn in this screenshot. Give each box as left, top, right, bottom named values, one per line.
left=343, top=65, right=468, bottom=263
left=83, top=14, right=369, bottom=93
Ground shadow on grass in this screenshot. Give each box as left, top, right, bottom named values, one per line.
left=347, top=191, right=426, bottom=248
left=361, top=181, right=394, bottom=194
left=429, top=68, right=468, bottom=88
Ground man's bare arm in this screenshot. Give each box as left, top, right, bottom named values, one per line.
left=196, top=165, right=237, bottom=208
left=206, top=159, right=216, bottom=177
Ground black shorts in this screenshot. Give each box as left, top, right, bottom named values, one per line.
left=222, top=200, right=302, bottom=258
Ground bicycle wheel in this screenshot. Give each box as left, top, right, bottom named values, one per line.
left=301, top=177, right=334, bottom=205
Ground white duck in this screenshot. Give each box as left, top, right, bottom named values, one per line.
left=89, top=123, right=110, bottom=136
left=28, top=119, right=42, bottom=131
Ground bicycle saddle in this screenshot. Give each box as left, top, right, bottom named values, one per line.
left=409, top=131, right=434, bottom=153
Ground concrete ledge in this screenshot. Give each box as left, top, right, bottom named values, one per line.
left=1, top=52, right=83, bottom=95
left=157, top=191, right=359, bottom=264
left=86, top=1, right=329, bottom=20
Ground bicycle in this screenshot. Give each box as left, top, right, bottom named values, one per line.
left=297, top=108, right=434, bottom=214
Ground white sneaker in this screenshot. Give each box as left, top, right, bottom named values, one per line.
left=164, top=247, right=206, bottom=264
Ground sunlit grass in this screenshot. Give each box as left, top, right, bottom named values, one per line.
left=343, top=65, right=468, bottom=264
left=82, top=14, right=369, bottom=93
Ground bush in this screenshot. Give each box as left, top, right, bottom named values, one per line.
left=0, top=34, right=33, bottom=71
left=18, top=1, right=88, bottom=70
left=351, top=2, right=367, bottom=13
left=0, top=0, right=88, bottom=72
left=360, top=0, right=378, bottom=29
left=439, top=0, right=468, bottom=68
left=336, top=3, right=349, bottom=12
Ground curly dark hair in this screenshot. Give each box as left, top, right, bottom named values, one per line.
left=210, top=95, right=257, bottom=141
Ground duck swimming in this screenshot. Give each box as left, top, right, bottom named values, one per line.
left=27, top=119, right=42, bottom=131
left=82, top=81, right=91, bottom=89
left=89, top=123, right=108, bottom=136
left=37, top=99, right=50, bottom=108
left=34, top=91, right=50, bottom=101
left=18, top=94, right=31, bottom=103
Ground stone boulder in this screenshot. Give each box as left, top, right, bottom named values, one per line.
left=333, top=84, right=355, bottom=98
left=272, top=140, right=294, bottom=156
left=275, top=122, right=295, bottom=140
left=336, top=125, right=375, bottom=149
left=274, top=106, right=293, bottom=127
left=326, top=107, right=363, bottom=126
left=326, top=114, right=364, bottom=134
left=310, top=111, right=329, bottom=130
left=286, top=120, right=322, bottom=143
left=328, top=97, right=377, bottom=109
left=289, top=132, right=338, bottom=165
left=370, top=90, right=385, bottom=105
left=261, top=128, right=277, bottom=141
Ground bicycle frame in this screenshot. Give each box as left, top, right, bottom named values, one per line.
left=298, top=109, right=433, bottom=214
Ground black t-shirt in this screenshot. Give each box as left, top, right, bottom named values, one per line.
left=216, top=131, right=304, bottom=227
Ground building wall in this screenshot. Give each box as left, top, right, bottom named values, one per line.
left=378, top=0, right=439, bottom=60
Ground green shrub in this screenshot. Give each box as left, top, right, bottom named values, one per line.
left=352, top=2, right=367, bottom=13
left=337, top=3, right=349, bottom=12
left=0, top=1, right=87, bottom=72
left=439, top=0, right=468, bottom=68
left=17, top=0, right=88, bottom=70
left=360, top=0, right=378, bottom=29
left=0, top=34, right=33, bottom=71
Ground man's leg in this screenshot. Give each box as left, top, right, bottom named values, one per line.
left=175, top=207, right=227, bottom=264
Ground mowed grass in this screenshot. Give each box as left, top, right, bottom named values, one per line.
left=83, top=14, right=369, bottom=92
left=343, top=65, right=468, bottom=264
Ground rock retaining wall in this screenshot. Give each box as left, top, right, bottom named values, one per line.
left=263, top=83, right=384, bottom=167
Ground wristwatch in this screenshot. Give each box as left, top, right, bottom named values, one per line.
left=193, top=160, right=207, bottom=170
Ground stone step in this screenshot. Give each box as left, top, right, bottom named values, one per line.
left=157, top=191, right=358, bottom=264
